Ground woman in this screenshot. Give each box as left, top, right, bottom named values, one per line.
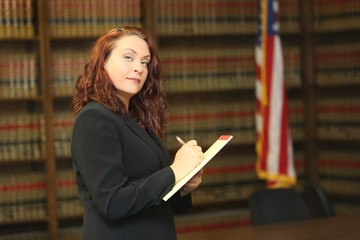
left=71, top=26, right=203, bottom=240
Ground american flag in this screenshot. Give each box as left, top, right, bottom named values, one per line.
left=255, top=0, right=296, bottom=188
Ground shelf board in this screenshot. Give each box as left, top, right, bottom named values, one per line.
left=316, top=85, right=360, bottom=98
left=167, top=88, right=255, bottom=100
left=158, top=32, right=301, bottom=48
left=0, top=96, right=43, bottom=103
left=166, top=87, right=303, bottom=101
left=0, top=159, right=46, bottom=174
left=0, top=218, right=48, bottom=235
left=0, top=36, right=40, bottom=42
left=158, top=32, right=256, bottom=39
left=0, top=158, right=46, bottom=164
left=50, top=36, right=98, bottom=42
left=58, top=215, right=83, bottom=222
left=318, top=140, right=360, bottom=150
left=328, top=193, right=360, bottom=203
left=313, top=29, right=360, bottom=42
left=158, top=31, right=300, bottom=39
left=53, top=95, right=73, bottom=101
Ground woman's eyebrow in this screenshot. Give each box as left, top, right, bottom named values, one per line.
left=124, top=48, right=151, bottom=59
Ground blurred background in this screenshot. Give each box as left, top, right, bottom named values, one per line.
left=0, top=0, right=359, bottom=239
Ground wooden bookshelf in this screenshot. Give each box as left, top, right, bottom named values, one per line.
left=0, top=0, right=359, bottom=239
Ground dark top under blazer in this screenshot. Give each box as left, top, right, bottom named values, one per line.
left=71, top=101, right=191, bottom=240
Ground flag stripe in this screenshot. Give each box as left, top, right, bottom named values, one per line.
left=255, top=0, right=296, bottom=188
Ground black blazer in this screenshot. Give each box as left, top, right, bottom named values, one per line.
left=71, top=101, right=191, bottom=240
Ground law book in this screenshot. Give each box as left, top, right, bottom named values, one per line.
left=89, top=0, right=98, bottom=36
left=163, top=135, right=233, bottom=201
left=24, top=0, right=34, bottom=37
left=75, top=0, right=85, bottom=37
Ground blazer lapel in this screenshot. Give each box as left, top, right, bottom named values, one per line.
left=122, top=114, right=169, bottom=167
left=147, top=128, right=172, bottom=167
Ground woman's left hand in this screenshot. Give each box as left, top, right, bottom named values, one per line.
left=180, top=169, right=203, bottom=197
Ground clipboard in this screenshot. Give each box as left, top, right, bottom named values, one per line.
left=163, top=135, right=233, bottom=201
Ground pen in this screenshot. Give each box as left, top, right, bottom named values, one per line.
left=175, top=136, right=186, bottom=145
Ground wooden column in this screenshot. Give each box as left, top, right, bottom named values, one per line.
left=37, top=0, right=58, bottom=239
left=142, top=0, right=159, bottom=48
left=299, top=0, right=318, bottom=182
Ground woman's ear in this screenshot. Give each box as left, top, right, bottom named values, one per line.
left=104, top=58, right=108, bottom=70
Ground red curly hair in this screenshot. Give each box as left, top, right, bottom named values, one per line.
left=72, top=26, right=169, bottom=139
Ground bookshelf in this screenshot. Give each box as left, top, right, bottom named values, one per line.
left=0, top=0, right=359, bottom=239
left=299, top=0, right=360, bottom=212
left=0, top=0, right=58, bottom=239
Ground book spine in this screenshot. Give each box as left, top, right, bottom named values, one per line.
left=56, top=169, right=83, bottom=218
left=108, top=0, right=116, bottom=29
left=0, top=112, right=44, bottom=162
left=160, top=46, right=256, bottom=93
left=314, top=0, right=360, bottom=32
left=53, top=111, right=74, bottom=158
left=11, top=0, right=19, bottom=37
left=283, top=45, right=301, bottom=88
left=82, top=0, right=91, bottom=36
left=3, top=0, right=12, bottom=37
left=117, top=0, right=125, bottom=27
left=0, top=115, right=8, bottom=162
left=278, top=0, right=299, bottom=33
left=49, top=0, right=57, bottom=37
left=25, top=0, right=34, bottom=37
left=0, top=0, right=4, bottom=38
left=22, top=51, right=29, bottom=97
left=31, top=113, right=42, bottom=159
left=163, top=0, right=172, bottom=35
left=14, top=51, right=23, bottom=97
left=89, top=0, right=97, bottom=36
left=29, top=50, right=38, bottom=97
left=51, top=50, right=59, bottom=97
left=68, top=0, right=77, bottom=36
left=155, top=0, right=165, bottom=35
left=316, top=42, right=360, bottom=86
left=317, top=96, right=360, bottom=140
left=288, top=99, right=304, bottom=141
left=102, top=0, right=110, bottom=32
left=132, top=0, right=142, bottom=28
left=171, top=0, right=181, bottom=35
left=55, top=0, right=64, bottom=37
left=75, top=0, right=85, bottom=37
left=63, top=0, right=71, bottom=37
left=59, top=226, right=82, bottom=239
left=164, top=98, right=256, bottom=149
left=95, top=0, right=104, bottom=35
left=0, top=53, right=7, bottom=98
left=51, top=46, right=87, bottom=97
left=0, top=47, right=39, bottom=99
left=0, top=172, right=46, bottom=223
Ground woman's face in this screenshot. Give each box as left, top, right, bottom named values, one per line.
left=104, top=35, right=151, bottom=105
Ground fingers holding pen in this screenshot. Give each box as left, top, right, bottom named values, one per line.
left=176, top=137, right=202, bottom=156
left=171, top=138, right=204, bottom=183
left=185, top=139, right=198, bottom=146
left=182, top=140, right=203, bottom=162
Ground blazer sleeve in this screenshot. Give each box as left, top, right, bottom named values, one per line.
left=170, top=192, right=192, bottom=214
left=71, top=107, right=176, bottom=221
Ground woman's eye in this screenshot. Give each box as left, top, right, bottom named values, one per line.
left=141, top=61, right=149, bottom=67
left=124, top=56, right=133, bottom=61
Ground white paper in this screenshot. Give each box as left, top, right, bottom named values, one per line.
left=163, top=135, right=233, bottom=201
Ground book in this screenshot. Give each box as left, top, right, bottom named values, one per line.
left=163, top=135, right=233, bottom=201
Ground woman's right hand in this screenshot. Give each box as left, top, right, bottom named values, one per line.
left=170, top=140, right=203, bottom=184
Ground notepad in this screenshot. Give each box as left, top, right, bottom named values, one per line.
left=163, top=135, right=233, bottom=201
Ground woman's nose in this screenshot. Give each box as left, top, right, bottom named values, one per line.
left=133, top=61, right=143, bottom=73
